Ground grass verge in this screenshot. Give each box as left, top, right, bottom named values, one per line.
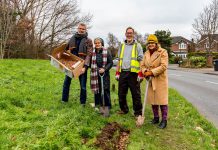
left=0, top=59, right=217, bottom=150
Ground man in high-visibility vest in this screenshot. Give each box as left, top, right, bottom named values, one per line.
left=115, top=27, right=144, bottom=117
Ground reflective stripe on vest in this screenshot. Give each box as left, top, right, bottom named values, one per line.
left=119, top=43, right=140, bottom=73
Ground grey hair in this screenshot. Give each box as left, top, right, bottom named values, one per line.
left=94, top=37, right=104, bottom=46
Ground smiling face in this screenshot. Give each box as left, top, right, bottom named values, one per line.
left=125, top=28, right=134, bottom=43
left=94, top=39, right=102, bottom=49
left=147, top=42, right=156, bottom=50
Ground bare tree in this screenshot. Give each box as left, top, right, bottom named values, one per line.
left=134, top=31, right=149, bottom=52
left=143, top=33, right=149, bottom=43
left=107, top=32, right=120, bottom=58
left=2, top=0, right=92, bottom=58
left=107, top=32, right=119, bottom=48
left=134, top=31, right=144, bottom=44
left=192, top=0, right=218, bottom=66
left=0, top=0, right=16, bottom=59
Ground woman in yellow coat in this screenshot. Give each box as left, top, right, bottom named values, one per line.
left=141, top=34, right=168, bottom=129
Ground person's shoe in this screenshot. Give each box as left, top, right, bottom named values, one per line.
left=158, top=120, right=167, bottom=129
left=94, top=107, right=99, bottom=111
left=150, top=117, right=159, bottom=124
left=102, top=112, right=110, bottom=117
left=89, top=103, right=95, bottom=108
left=117, top=110, right=128, bottom=115
left=61, top=100, right=68, bottom=103
left=134, top=114, right=141, bottom=119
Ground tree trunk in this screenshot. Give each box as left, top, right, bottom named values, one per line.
left=0, top=44, right=4, bottom=59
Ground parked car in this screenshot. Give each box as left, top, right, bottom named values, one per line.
left=113, top=58, right=119, bottom=66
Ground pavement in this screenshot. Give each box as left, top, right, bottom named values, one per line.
left=168, top=64, right=218, bottom=76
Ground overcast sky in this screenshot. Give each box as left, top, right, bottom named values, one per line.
left=79, top=0, right=212, bottom=43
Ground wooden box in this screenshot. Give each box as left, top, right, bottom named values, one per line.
left=48, top=43, right=84, bottom=78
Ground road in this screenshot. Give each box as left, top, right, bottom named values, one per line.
left=168, top=69, right=218, bottom=128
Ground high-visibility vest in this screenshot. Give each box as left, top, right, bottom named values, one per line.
left=119, top=43, right=140, bottom=73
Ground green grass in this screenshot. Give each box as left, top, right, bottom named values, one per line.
left=0, top=59, right=217, bottom=150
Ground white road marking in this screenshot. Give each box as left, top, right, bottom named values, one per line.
left=205, top=81, right=218, bottom=85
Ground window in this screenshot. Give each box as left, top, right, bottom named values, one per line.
left=179, top=42, right=187, bottom=49
left=205, top=42, right=209, bottom=49
left=177, top=54, right=187, bottom=58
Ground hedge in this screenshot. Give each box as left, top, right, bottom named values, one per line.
left=187, top=52, right=218, bottom=59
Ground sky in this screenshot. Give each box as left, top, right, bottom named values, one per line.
left=78, top=0, right=212, bottom=43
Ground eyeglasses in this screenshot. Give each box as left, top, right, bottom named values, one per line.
left=148, top=42, right=155, bottom=45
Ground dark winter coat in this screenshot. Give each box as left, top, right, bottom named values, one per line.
left=95, top=48, right=113, bottom=90
left=65, top=32, right=93, bottom=67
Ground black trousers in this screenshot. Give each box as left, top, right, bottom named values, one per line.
left=94, top=90, right=111, bottom=107
left=118, top=71, right=142, bottom=116
left=94, top=75, right=111, bottom=107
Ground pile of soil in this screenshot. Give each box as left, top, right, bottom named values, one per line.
left=95, top=122, right=130, bottom=150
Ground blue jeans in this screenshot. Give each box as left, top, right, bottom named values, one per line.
left=62, top=72, right=87, bottom=104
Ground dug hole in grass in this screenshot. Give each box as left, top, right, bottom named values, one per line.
left=0, top=59, right=217, bottom=150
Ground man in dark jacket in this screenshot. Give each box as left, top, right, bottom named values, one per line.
left=62, top=23, right=93, bottom=105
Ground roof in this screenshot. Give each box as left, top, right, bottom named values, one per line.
left=171, top=36, right=192, bottom=44
left=199, top=34, right=218, bottom=42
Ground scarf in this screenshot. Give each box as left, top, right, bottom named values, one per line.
left=90, top=48, right=107, bottom=94
left=68, top=32, right=88, bottom=57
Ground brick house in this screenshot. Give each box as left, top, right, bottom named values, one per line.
left=171, top=36, right=194, bottom=59
left=196, top=34, right=218, bottom=52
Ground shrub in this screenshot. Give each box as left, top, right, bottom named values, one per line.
left=187, top=52, right=218, bottom=59
left=180, top=59, right=189, bottom=68
left=169, top=57, right=175, bottom=64
left=169, top=56, right=181, bottom=64
left=189, top=56, right=206, bottom=68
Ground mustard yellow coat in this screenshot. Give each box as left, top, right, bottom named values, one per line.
left=141, top=48, right=168, bottom=105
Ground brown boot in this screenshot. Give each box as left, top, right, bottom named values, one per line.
left=117, top=110, right=128, bottom=115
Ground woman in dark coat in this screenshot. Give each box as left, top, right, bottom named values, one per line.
left=90, top=38, right=113, bottom=111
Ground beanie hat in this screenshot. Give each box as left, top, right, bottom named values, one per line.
left=147, top=34, right=158, bottom=44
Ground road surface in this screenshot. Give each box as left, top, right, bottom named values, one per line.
left=168, top=69, right=218, bottom=128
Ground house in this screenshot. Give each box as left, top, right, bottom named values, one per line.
left=171, top=36, right=194, bottom=58
left=196, top=34, right=218, bottom=52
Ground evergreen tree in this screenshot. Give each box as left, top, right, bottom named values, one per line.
left=154, top=30, right=172, bottom=57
